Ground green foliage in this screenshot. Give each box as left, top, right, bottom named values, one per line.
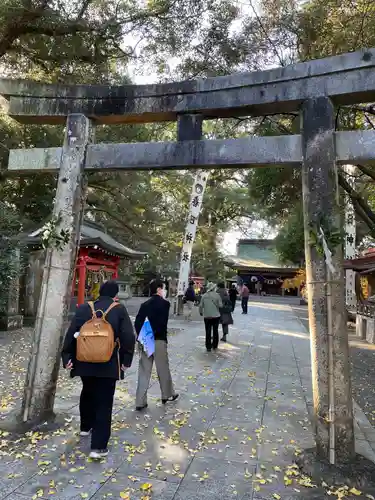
left=40, top=216, right=71, bottom=251
left=308, top=214, right=344, bottom=258
left=274, top=206, right=305, bottom=265
left=0, top=201, right=22, bottom=313
left=233, top=0, right=375, bottom=247
left=3, top=0, right=375, bottom=284
left=299, top=0, right=375, bottom=60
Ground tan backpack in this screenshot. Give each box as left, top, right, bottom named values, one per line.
left=76, top=301, right=120, bottom=363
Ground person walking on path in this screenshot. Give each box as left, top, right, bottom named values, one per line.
left=184, top=280, right=196, bottom=321
left=62, top=281, right=135, bottom=460
left=241, top=283, right=250, bottom=314
left=217, top=282, right=233, bottom=342
left=199, top=283, right=223, bottom=352
left=135, top=279, right=179, bottom=411
left=228, top=284, right=238, bottom=312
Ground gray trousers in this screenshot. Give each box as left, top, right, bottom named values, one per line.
left=136, top=340, right=175, bottom=406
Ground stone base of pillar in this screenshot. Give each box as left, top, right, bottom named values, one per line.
left=0, top=314, right=24, bottom=331
left=356, top=314, right=366, bottom=339
left=366, top=317, right=375, bottom=344
left=297, top=448, right=375, bottom=490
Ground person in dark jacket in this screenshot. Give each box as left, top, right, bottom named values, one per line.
left=217, top=282, right=234, bottom=342
left=241, top=283, right=250, bottom=314
left=184, top=280, right=196, bottom=321
left=228, top=284, right=238, bottom=312
left=134, top=279, right=179, bottom=410
left=61, top=280, right=135, bottom=459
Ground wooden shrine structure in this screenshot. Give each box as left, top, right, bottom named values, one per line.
left=22, top=220, right=145, bottom=322
left=225, top=239, right=299, bottom=296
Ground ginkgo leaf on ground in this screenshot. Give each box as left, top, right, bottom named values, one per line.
left=140, top=483, right=153, bottom=491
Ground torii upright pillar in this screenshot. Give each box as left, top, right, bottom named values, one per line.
left=21, top=114, right=93, bottom=425
left=301, top=97, right=354, bottom=463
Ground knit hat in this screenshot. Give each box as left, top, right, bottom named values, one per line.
left=206, top=282, right=217, bottom=292
left=99, top=280, right=119, bottom=298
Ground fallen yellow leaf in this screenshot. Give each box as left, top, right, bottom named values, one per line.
left=140, top=483, right=152, bottom=491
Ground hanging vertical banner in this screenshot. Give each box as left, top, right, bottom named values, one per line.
left=177, top=171, right=209, bottom=296
left=343, top=164, right=357, bottom=309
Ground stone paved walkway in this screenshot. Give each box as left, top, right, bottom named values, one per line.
left=0, top=298, right=375, bottom=499
left=292, top=301, right=375, bottom=431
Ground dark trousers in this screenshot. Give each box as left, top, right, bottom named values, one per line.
left=204, top=317, right=220, bottom=350
left=230, top=297, right=236, bottom=312
left=241, top=297, right=249, bottom=314
left=80, top=376, right=116, bottom=450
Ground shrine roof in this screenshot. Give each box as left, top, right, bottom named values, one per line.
left=224, top=239, right=298, bottom=271
left=345, top=248, right=375, bottom=272
left=26, top=220, right=146, bottom=259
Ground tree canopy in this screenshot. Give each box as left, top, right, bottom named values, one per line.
left=1, top=0, right=375, bottom=281
left=238, top=0, right=375, bottom=264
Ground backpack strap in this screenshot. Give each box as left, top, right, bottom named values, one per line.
left=88, top=301, right=96, bottom=318
left=103, top=301, right=120, bottom=319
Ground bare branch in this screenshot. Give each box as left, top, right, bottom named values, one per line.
left=77, top=0, right=94, bottom=19
left=356, top=164, right=375, bottom=183
left=87, top=206, right=163, bottom=249
left=248, top=0, right=286, bottom=68
left=338, top=170, right=375, bottom=228
left=352, top=105, right=375, bottom=116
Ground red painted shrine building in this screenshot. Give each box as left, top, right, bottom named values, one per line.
left=21, top=220, right=145, bottom=320
left=345, top=247, right=375, bottom=300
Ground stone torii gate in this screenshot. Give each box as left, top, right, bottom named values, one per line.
left=3, top=48, right=375, bottom=464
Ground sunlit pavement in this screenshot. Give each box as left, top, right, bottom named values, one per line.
left=0, top=298, right=375, bottom=499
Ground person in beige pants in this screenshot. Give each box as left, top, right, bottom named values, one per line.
left=134, top=279, right=179, bottom=410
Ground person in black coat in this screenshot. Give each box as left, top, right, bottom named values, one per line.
left=184, top=280, right=196, bottom=321
left=217, top=282, right=234, bottom=342
left=134, top=279, right=179, bottom=410
left=62, top=280, right=135, bottom=459
left=228, top=284, right=238, bottom=312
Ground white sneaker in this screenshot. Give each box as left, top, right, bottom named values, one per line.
left=89, top=449, right=109, bottom=459
left=80, top=430, right=91, bottom=437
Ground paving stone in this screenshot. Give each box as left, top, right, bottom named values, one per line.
left=172, top=456, right=255, bottom=499
left=0, top=460, right=38, bottom=500
left=116, top=444, right=194, bottom=483
left=90, top=472, right=180, bottom=499
left=1, top=297, right=375, bottom=499
left=14, top=463, right=114, bottom=500
left=253, top=489, right=329, bottom=499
